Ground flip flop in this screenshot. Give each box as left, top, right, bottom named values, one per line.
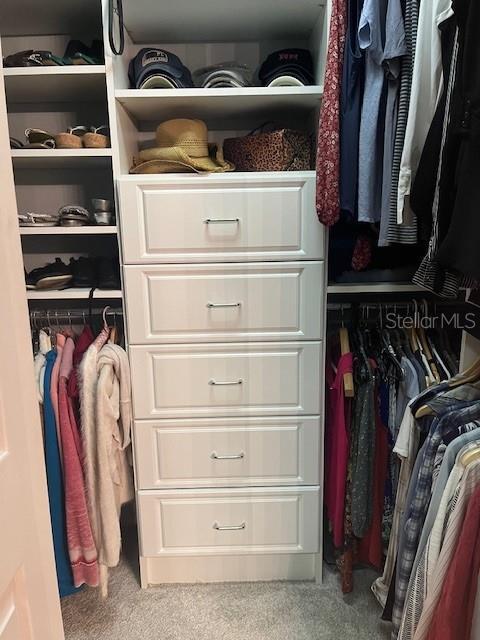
left=55, top=125, right=89, bottom=149
left=83, top=125, right=110, bottom=148
left=24, top=128, right=56, bottom=148
left=18, top=212, right=59, bottom=227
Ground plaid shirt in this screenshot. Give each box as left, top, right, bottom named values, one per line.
left=392, top=397, right=480, bottom=636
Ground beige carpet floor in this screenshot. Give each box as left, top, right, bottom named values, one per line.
left=61, top=529, right=391, bottom=640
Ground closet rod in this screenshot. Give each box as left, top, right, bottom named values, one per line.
left=30, top=308, right=123, bottom=324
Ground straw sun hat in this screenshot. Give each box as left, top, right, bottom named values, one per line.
left=130, top=119, right=235, bottom=174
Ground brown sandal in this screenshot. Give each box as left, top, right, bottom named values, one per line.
left=83, top=125, right=110, bottom=148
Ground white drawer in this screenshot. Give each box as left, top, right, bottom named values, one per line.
left=137, top=487, right=320, bottom=556
left=124, top=262, right=324, bottom=344
left=118, top=173, right=324, bottom=263
left=134, top=416, right=321, bottom=489
left=129, top=341, right=322, bottom=420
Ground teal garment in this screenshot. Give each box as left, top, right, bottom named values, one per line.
left=43, top=350, right=80, bottom=597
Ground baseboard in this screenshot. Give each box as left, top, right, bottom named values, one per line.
left=140, top=553, right=317, bottom=586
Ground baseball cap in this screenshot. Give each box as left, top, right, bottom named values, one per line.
left=128, top=48, right=194, bottom=89
left=259, top=48, right=315, bottom=87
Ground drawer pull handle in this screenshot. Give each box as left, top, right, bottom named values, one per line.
left=209, top=379, right=243, bottom=386
left=213, top=522, right=246, bottom=531
left=211, top=452, right=245, bottom=460
left=204, top=218, right=240, bottom=224
left=206, top=302, right=241, bottom=309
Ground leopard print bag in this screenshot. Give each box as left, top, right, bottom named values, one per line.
left=223, top=128, right=313, bottom=172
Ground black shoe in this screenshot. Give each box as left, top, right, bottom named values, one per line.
left=70, top=257, right=97, bottom=288
left=25, top=268, right=36, bottom=290
left=28, top=258, right=72, bottom=290
left=96, top=257, right=120, bottom=290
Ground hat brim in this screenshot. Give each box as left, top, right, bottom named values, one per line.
left=262, top=65, right=314, bottom=86
left=139, top=75, right=177, bottom=89
left=130, top=145, right=235, bottom=174
left=267, top=75, right=306, bottom=87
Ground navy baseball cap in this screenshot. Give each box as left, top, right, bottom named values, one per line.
left=128, top=48, right=194, bottom=89
left=259, top=48, right=315, bottom=87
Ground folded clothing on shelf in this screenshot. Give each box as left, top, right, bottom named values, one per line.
left=258, top=48, right=315, bottom=87
left=130, top=118, right=234, bottom=174
left=128, top=48, right=194, bottom=89
left=193, top=63, right=252, bottom=88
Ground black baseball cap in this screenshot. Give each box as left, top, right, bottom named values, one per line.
left=259, top=48, right=315, bottom=87
left=128, top=48, right=194, bottom=89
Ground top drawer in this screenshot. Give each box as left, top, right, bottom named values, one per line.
left=118, top=173, right=324, bottom=264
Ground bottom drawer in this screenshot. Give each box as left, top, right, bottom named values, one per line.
left=138, top=487, right=319, bottom=557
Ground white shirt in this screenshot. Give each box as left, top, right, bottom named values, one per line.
left=396, top=0, right=454, bottom=224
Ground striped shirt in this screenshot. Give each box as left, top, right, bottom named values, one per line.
left=392, top=400, right=480, bottom=637
left=413, top=458, right=480, bottom=640
left=386, top=0, right=418, bottom=245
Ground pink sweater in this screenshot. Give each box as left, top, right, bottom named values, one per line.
left=58, top=337, right=99, bottom=587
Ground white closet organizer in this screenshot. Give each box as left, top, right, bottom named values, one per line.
left=0, top=0, right=121, bottom=306
left=1, top=0, right=330, bottom=586
left=105, top=0, right=329, bottom=587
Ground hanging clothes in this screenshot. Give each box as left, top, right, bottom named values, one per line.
left=325, top=349, right=354, bottom=547
left=80, top=341, right=134, bottom=596
left=43, top=349, right=80, bottom=598
left=316, top=0, right=348, bottom=225
left=33, top=329, right=50, bottom=404
left=434, top=0, right=480, bottom=281
left=386, top=0, right=419, bottom=245
left=58, top=336, right=99, bottom=588
left=356, top=0, right=387, bottom=223
left=339, top=0, right=365, bottom=217
left=378, top=0, right=407, bottom=245
left=414, top=458, right=480, bottom=639
left=425, top=484, right=480, bottom=640
left=396, top=0, right=454, bottom=226
left=50, top=333, right=65, bottom=461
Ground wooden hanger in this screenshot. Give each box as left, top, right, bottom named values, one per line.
left=340, top=326, right=354, bottom=398
left=461, top=445, right=480, bottom=467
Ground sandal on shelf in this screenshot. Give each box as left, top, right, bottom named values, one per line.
left=55, top=125, right=89, bottom=149
left=58, top=205, right=91, bottom=227
left=24, top=128, right=56, bottom=149
left=18, top=212, right=59, bottom=227
left=83, top=125, right=110, bottom=148
left=10, top=137, right=23, bottom=149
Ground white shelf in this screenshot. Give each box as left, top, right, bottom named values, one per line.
left=115, top=86, right=323, bottom=124
left=27, top=289, right=122, bottom=300
left=11, top=149, right=112, bottom=169
left=20, top=226, right=117, bottom=236
left=121, top=0, right=325, bottom=43
left=327, top=283, right=424, bottom=295
left=4, top=66, right=106, bottom=104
